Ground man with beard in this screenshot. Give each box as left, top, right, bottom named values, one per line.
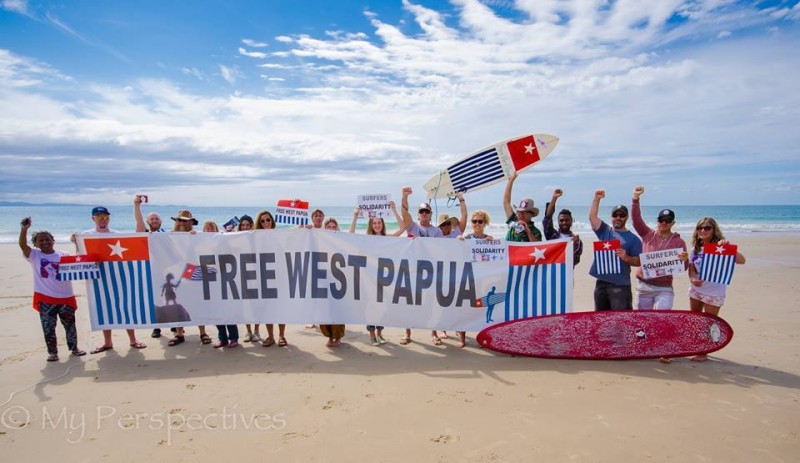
left=588, top=189, right=642, bottom=311
left=543, top=188, right=583, bottom=267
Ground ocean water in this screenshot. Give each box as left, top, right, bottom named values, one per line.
left=2, top=204, right=799, bottom=245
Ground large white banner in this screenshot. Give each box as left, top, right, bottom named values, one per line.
left=79, top=231, right=573, bottom=331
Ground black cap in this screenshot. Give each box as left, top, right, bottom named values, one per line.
left=657, top=209, right=675, bottom=222
left=92, top=206, right=110, bottom=216
left=611, top=204, right=628, bottom=216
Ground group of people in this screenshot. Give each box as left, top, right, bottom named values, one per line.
left=19, top=177, right=744, bottom=363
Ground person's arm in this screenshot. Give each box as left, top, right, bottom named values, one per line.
left=349, top=207, right=359, bottom=234
left=589, top=189, right=604, bottom=231
left=616, top=249, right=641, bottom=267
left=390, top=200, right=406, bottom=236
left=456, top=192, right=467, bottom=234
left=631, top=186, right=650, bottom=237
left=19, top=217, right=32, bottom=258
left=545, top=189, right=560, bottom=218
left=502, top=173, right=517, bottom=219
left=400, top=187, right=413, bottom=230
left=134, top=195, right=146, bottom=233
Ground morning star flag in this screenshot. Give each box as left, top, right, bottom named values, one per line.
left=57, top=254, right=100, bottom=281
left=83, top=236, right=155, bottom=327
left=506, top=135, right=542, bottom=171
left=593, top=240, right=622, bottom=275
left=275, top=199, right=310, bottom=226
left=505, top=241, right=570, bottom=320
left=182, top=263, right=217, bottom=281
left=448, top=146, right=504, bottom=193
left=699, top=242, right=738, bottom=285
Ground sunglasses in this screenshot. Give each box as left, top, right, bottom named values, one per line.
left=657, top=218, right=673, bottom=223
left=177, top=218, right=193, bottom=223
left=696, top=225, right=713, bottom=231
left=419, top=209, right=431, bottom=214
left=472, top=219, right=484, bottom=224
left=612, top=213, right=627, bottom=218
left=94, top=215, right=110, bottom=220
left=260, top=218, right=273, bottom=222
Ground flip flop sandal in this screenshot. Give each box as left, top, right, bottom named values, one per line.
left=399, top=337, right=411, bottom=345
left=91, top=345, right=114, bottom=354
left=130, top=341, right=147, bottom=349
left=47, top=354, right=59, bottom=362
left=167, top=336, right=185, bottom=346
left=200, top=334, right=212, bottom=344
left=71, top=349, right=87, bottom=356
left=261, top=337, right=276, bottom=347
left=278, top=337, right=288, bottom=347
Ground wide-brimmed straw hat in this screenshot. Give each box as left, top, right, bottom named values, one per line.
left=171, top=210, right=199, bottom=225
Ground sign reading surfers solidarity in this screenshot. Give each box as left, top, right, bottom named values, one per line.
left=78, top=232, right=574, bottom=332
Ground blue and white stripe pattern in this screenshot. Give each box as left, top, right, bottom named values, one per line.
left=699, top=253, right=736, bottom=285
left=505, top=263, right=567, bottom=320
left=448, top=147, right=504, bottom=193
left=594, top=250, right=621, bottom=275
left=91, top=261, right=156, bottom=326
left=57, top=261, right=100, bottom=281
left=276, top=214, right=309, bottom=226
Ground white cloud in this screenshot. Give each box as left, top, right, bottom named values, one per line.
left=218, top=64, right=240, bottom=85
left=0, top=1, right=798, bottom=206
left=238, top=47, right=268, bottom=59
left=2, top=0, right=29, bottom=15
left=242, top=38, right=268, bottom=48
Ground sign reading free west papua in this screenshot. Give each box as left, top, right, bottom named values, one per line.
left=77, top=232, right=574, bottom=331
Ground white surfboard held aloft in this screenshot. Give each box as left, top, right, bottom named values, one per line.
left=423, top=133, right=559, bottom=200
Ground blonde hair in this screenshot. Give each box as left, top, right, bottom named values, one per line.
left=202, top=221, right=219, bottom=233
left=471, top=210, right=491, bottom=226
left=324, top=217, right=340, bottom=231
left=692, top=217, right=724, bottom=253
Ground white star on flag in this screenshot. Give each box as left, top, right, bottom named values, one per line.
left=75, top=256, right=82, bottom=262
left=603, top=242, right=612, bottom=249
left=524, top=143, right=535, bottom=154
left=108, top=240, right=128, bottom=258
left=715, top=245, right=726, bottom=253
left=530, top=247, right=546, bottom=262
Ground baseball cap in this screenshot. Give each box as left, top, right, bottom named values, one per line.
left=92, top=206, right=111, bottom=216
left=418, top=202, right=432, bottom=212
left=611, top=204, right=628, bottom=216
left=657, top=209, right=675, bottom=222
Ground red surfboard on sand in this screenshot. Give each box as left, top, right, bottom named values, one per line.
left=476, top=310, right=733, bottom=360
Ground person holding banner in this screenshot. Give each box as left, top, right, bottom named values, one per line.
left=200, top=221, right=241, bottom=349
left=72, top=203, right=146, bottom=353
left=400, top=187, right=447, bottom=346
left=459, top=209, right=493, bottom=241
left=20, top=217, right=87, bottom=361
left=231, top=214, right=262, bottom=343
left=319, top=218, right=346, bottom=347
left=253, top=210, right=288, bottom=347
left=631, top=186, right=688, bottom=311
left=588, top=190, right=642, bottom=311
left=167, top=210, right=212, bottom=347
left=134, top=195, right=170, bottom=339
left=349, top=207, right=396, bottom=346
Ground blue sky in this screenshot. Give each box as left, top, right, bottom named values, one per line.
left=1, top=0, right=798, bottom=208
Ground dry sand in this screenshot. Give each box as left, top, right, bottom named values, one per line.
left=0, top=237, right=798, bottom=462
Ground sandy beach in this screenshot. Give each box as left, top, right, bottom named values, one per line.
left=1, top=236, right=798, bottom=462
